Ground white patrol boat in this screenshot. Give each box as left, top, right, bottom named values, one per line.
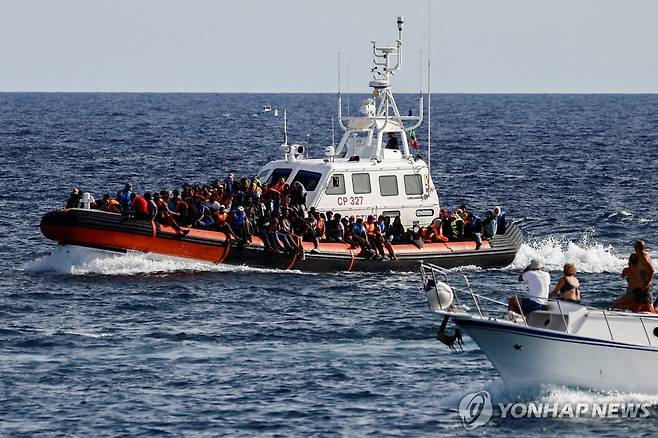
left=40, top=18, right=522, bottom=273
left=422, top=263, right=658, bottom=393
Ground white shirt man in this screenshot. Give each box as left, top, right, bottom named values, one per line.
left=509, top=259, right=551, bottom=314
left=521, top=268, right=551, bottom=305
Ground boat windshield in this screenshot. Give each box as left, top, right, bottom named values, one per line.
left=267, top=168, right=293, bottom=184
left=292, top=170, right=322, bottom=191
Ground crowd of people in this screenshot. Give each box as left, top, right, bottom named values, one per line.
left=64, top=173, right=508, bottom=261
left=510, top=240, right=656, bottom=315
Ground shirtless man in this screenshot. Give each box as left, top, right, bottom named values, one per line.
left=635, top=240, right=655, bottom=296
left=611, top=241, right=655, bottom=312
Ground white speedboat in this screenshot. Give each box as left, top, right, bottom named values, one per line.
left=263, top=103, right=272, bottom=112
left=421, top=263, right=658, bottom=394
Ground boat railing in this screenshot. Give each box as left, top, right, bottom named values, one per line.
left=420, top=263, right=658, bottom=344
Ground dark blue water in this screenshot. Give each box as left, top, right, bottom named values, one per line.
left=2, top=93, right=658, bottom=436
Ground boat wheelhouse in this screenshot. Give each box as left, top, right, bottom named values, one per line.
left=257, top=16, right=437, bottom=228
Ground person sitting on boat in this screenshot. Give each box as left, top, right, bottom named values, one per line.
left=142, top=192, right=157, bottom=220
left=280, top=208, right=302, bottom=253
left=373, top=221, right=397, bottom=260
left=385, top=216, right=405, bottom=243
left=464, top=212, right=483, bottom=250
left=548, top=263, right=581, bottom=304
left=493, top=206, right=507, bottom=235
left=482, top=210, right=497, bottom=240
left=194, top=199, right=215, bottom=229
left=314, top=211, right=326, bottom=241
left=66, top=187, right=82, bottom=208
left=290, top=181, right=307, bottom=211
left=172, top=195, right=189, bottom=226
left=117, top=183, right=133, bottom=212
left=612, top=247, right=656, bottom=313
left=223, top=172, right=236, bottom=192
left=428, top=218, right=449, bottom=243
left=128, top=192, right=149, bottom=220
left=446, top=212, right=464, bottom=241
left=230, top=205, right=252, bottom=246
left=266, top=217, right=293, bottom=254
left=97, top=193, right=121, bottom=213
left=156, top=193, right=189, bottom=236
left=508, top=259, right=550, bottom=315
left=211, top=205, right=235, bottom=238
left=385, top=132, right=399, bottom=150
left=304, top=211, right=320, bottom=251
left=635, top=240, right=655, bottom=299
left=365, top=215, right=386, bottom=258
left=326, top=212, right=345, bottom=242
left=351, top=217, right=377, bottom=258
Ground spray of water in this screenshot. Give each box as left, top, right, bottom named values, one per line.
left=24, top=245, right=309, bottom=276
left=510, top=236, right=626, bottom=274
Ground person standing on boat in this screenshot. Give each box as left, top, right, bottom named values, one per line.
left=385, top=132, right=399, bottom=150
left=628, top=240, right=655, bottom=312
left=509, top=259, right=550, bottom=315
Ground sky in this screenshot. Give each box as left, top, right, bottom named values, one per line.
left=0, top=0, right=656, bottom=93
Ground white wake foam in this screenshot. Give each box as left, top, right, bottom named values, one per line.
left=510, top=236, right=626, bottom=274
left=25, top=245, right=308, bottom=276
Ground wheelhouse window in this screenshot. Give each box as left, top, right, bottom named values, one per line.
left=379, top=175, right=399, bottom=197
left=404, top=174, right=423, bottom=195
left=381, top=210, right=401, bottom=218
left=352, top=173, right=372, bottom=194
left=268, top=168, right=292, bottom=184
left=416, top=209, right=434, bottom=217
left=292, top=170, right=323, bottom=191
left=256, top=169, right=269, bottom=182
left=326, top=173, right=346, bottom=195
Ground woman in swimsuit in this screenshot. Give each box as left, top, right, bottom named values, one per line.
left=549, top=263, right=581, bottom=304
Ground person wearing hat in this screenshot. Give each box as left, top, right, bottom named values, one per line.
left=508, top=259, right=551, bottom=315
left=230, top=205, right=251, bottom=246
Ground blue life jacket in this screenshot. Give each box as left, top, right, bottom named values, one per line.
left=200, top=205, right=214, bottom=226
left=118, top=190, right=132, bottom=208
left=352, top=223, right=366, bottom=237
left=232, top=211, right=246, bottom=228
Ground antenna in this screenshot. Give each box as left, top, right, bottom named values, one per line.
left=283, top=108, right=288, bottom=145
left=419, top=50, right=423, bottom=97
left=331, top=115, right=336, bottom=146
left=427, top=0, right=432, bottom=173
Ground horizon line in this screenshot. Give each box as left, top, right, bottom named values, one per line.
left=1, top=90, right=657, bottom=95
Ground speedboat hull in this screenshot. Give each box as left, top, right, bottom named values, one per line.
left=41, top=208, right=523, bottom=272
left=455, top=316, right=658, bottom=394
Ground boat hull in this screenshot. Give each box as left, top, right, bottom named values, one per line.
left=455, top=317, right=658, bottom=394
left=40, top=209, right=523, bottom=272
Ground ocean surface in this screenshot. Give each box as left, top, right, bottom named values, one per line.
left=1, top=92, right=658, bottom=436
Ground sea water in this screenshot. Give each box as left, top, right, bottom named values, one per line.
left=2, top=93, right=658, bottom=436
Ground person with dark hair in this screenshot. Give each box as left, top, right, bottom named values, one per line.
left=386, top=216, right=405, bottom=243
left=98, top=193, right=122, bottom=213
left=129, top=192, right=149, bottom=220
left=66, top=188, right=82, bottom=208
left=385, top=132, right=399, bottom=150
left=118, top=183, right=133, bottom=211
